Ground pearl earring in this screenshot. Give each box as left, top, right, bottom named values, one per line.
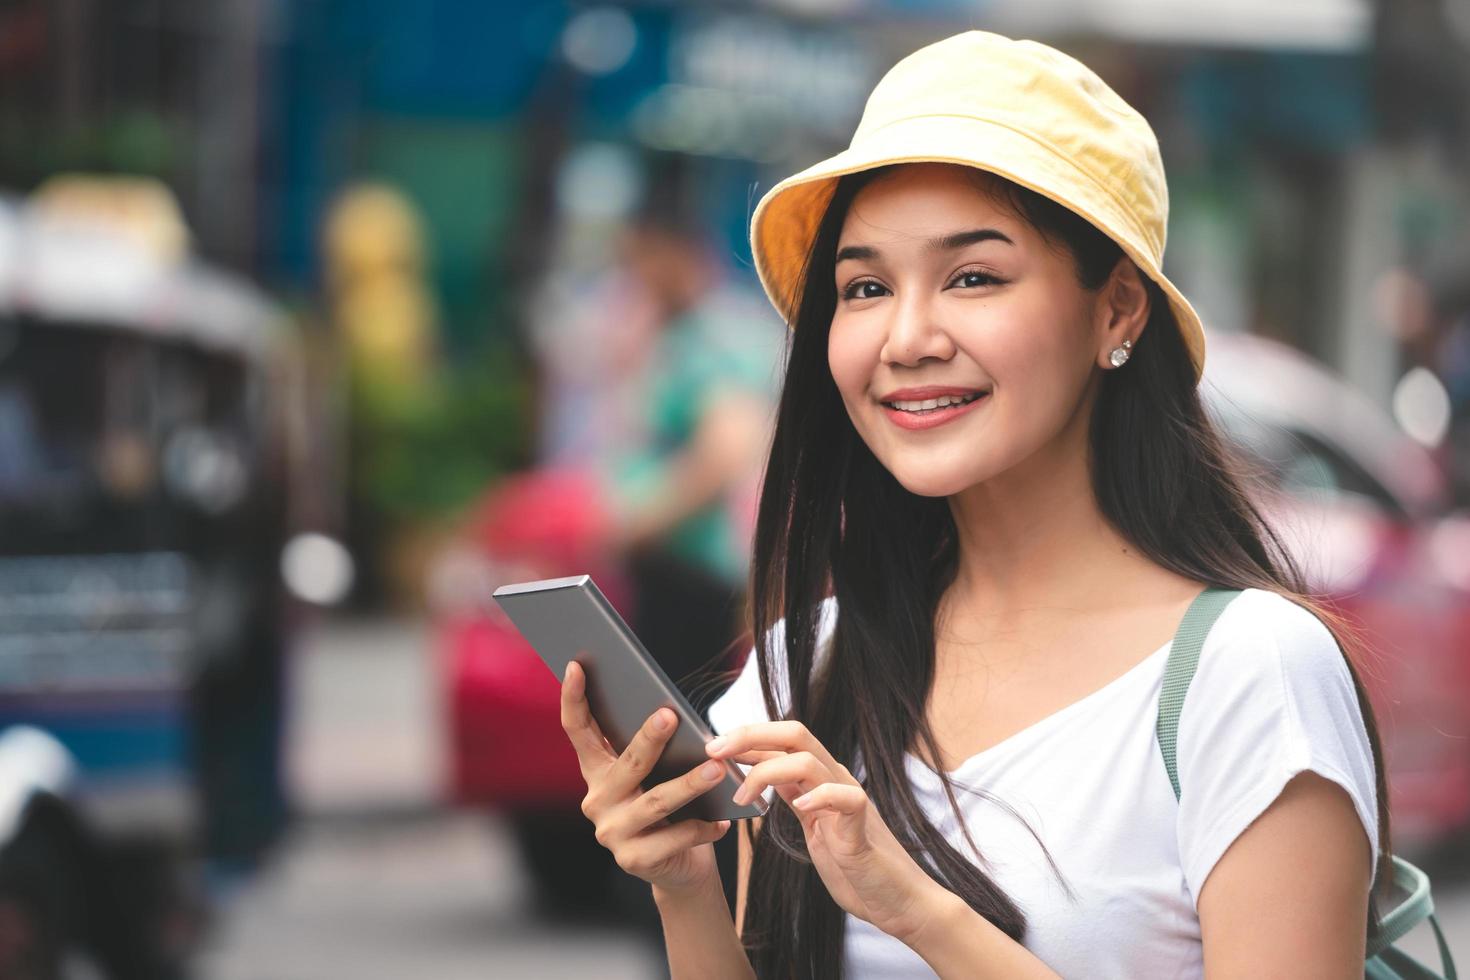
left=1109, top=339, right=1133, bottom=368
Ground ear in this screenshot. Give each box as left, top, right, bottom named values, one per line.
left=1093, top=257, right=1150, bottom=370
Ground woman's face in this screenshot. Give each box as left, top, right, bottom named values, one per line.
left=828, top=162, right=1115, bottom=499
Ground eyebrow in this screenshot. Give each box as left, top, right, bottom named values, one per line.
left=835, top=227, right=1015, bottom=264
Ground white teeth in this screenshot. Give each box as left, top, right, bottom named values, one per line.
left=887, top=392, right=985, bottom=412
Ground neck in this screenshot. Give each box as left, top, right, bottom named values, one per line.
left=943, top=426, right=1147, bottom=631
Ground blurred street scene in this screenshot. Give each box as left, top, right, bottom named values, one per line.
left=0, top=0, right=1467, bottom=977
left=196, top=616, right=665, bottom=979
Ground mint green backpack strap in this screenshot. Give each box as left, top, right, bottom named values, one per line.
left=1156, top=586, right=1243, bottom=801
left=1156, top=586, right=1457, bottom=980
left=1365, top=856, right=1455, bottom=978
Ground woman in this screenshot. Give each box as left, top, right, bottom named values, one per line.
left=559, top=31, right=1389, bottom=978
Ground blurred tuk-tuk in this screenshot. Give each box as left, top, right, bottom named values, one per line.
left=0, top=179, right=337, bottom=976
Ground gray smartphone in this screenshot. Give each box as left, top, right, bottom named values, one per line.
left=491, top=574, right=768, bottom=823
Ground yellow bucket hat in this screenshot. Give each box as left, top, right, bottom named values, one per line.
left=749, top=30, right=1207, bottom=382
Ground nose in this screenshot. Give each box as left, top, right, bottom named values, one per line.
left=879, top=293, right=956, bottom=367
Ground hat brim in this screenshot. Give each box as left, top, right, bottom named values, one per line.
left=749, top=113, right=1207, bottom=382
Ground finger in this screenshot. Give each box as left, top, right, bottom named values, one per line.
left=560, top=660, right=616, bottom=773
left=724, top=749, right=785, bottom=766
left=769, top=781, right=836, bottom=839
left=792, top=782, right=867, bottom=816
left=730, top=751, right=829, bottom=806
left=770, top=781, right=814, bottom=823
left=791, top=783, right=870, bottom=851
left=601, top=704, right=682, bottom=801
left=607, top=757, right=730, bottom=840
left=612, top=818, right=731, bottom=879
left=706, top=721, right=848, bottom=778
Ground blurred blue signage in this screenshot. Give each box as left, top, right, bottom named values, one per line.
left=626, top=12, right=876, bottom=160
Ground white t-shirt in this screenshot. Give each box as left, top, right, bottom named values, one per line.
left=705, top=587, right=1380, bottom=979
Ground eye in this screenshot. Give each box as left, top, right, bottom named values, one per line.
left=950, top=269, right=1005, bottom=289
left=839, top=278, right=889, bottom=301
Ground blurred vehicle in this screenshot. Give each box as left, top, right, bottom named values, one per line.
left=0, top=725, right=165, bottom=978
left=0, top=184, right=349, bottom=975
left=430, top=466, right=647, bottom=913
left=0, top=725, right=91, bottom=977
left=1205, top=332, right=1470, bottom=851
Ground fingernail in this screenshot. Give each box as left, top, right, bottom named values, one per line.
left=702, top=761, right=723, bottom=781
left=793, top=793, right=812, bottom=809
left=706, top=736, right=726, bottom=753
left=653, top=710, right=672, bottom=731
left=731, top=786, right=747, bottom=804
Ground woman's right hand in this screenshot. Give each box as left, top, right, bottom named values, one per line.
left=559, top=659, right=733, bottom=896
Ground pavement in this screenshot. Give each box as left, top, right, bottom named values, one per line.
left=195, top=615, right=664, bottom=980
left=195, top=613, right=1469, bottom=978
left=194, top=809, right=663, bottom=980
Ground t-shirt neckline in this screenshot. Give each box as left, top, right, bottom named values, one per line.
left=901, top=635, right=1175, bottom=785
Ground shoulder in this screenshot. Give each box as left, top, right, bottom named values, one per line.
left=1193, top=587, right=1354, bottom=696
left=762, top=594, right=840, bottom=658
left=772, top=593, right=842, bottom=674
left=814, top=593, right=841, bottom=644
left=1184, top=586, right=1365, bottom=739
left=1174, top=587, right=1380, bottom=901
left=705, top=595, right=839, bottom=734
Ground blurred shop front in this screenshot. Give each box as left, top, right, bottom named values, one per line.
left=11, top=0, right=1469, bottom=590
left=266, top=0, right=1470, bottom=507
left=13, top=0, right=1458, bottom=591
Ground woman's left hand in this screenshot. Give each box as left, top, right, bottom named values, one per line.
left=704, top=721, right=950, bottom=946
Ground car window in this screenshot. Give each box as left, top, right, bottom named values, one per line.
left=1213, top=410, right=1409, bottom=520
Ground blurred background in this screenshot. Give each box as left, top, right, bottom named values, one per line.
left=0, top=0, right=1467, bottom=977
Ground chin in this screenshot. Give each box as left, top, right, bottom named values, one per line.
left=886, top=465, right=980, bottom=499
left=862, top=435, right=995, bottom=497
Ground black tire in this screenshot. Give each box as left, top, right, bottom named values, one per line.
left=0, top=797, right=201, bottom=980
left=509, top=808, right=618, bottom=917
left=507, top=807, right=665, bottom=938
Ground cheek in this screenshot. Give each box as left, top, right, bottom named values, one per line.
left=976, top=289, right=1090, bottom=388
left=827, top=326, right=875, bottom=404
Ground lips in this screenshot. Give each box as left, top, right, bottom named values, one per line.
left=878, top=385, right=990, bottom=403
left=880, top=390, right=991, bottom=431
left=881, top=391, right=986, bottom=410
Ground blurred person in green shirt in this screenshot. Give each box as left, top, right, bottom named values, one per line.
left=597, top=206, right=786, bottom=711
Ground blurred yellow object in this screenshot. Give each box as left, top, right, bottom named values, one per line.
left=337, top=279, right=438, bottom=382
left=748, top=29, right=1209, bottom=382
left=323, top=182, right=429, bottom=287
left=323, top=182, right=438, bottom=391
left=30, top=174, right=189, bottom=262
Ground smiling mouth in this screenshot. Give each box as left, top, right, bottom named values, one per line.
left=880, top=391, right=990, bottom=414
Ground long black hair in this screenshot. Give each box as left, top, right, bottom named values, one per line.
left=737, top=163, right=1393, bottom=978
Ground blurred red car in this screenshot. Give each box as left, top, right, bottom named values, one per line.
left=440, top=335, right=1470, bottom=909
left=430, top=466, right=644, bottom=910
left=1202, top=333, right=1470, bottom=852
